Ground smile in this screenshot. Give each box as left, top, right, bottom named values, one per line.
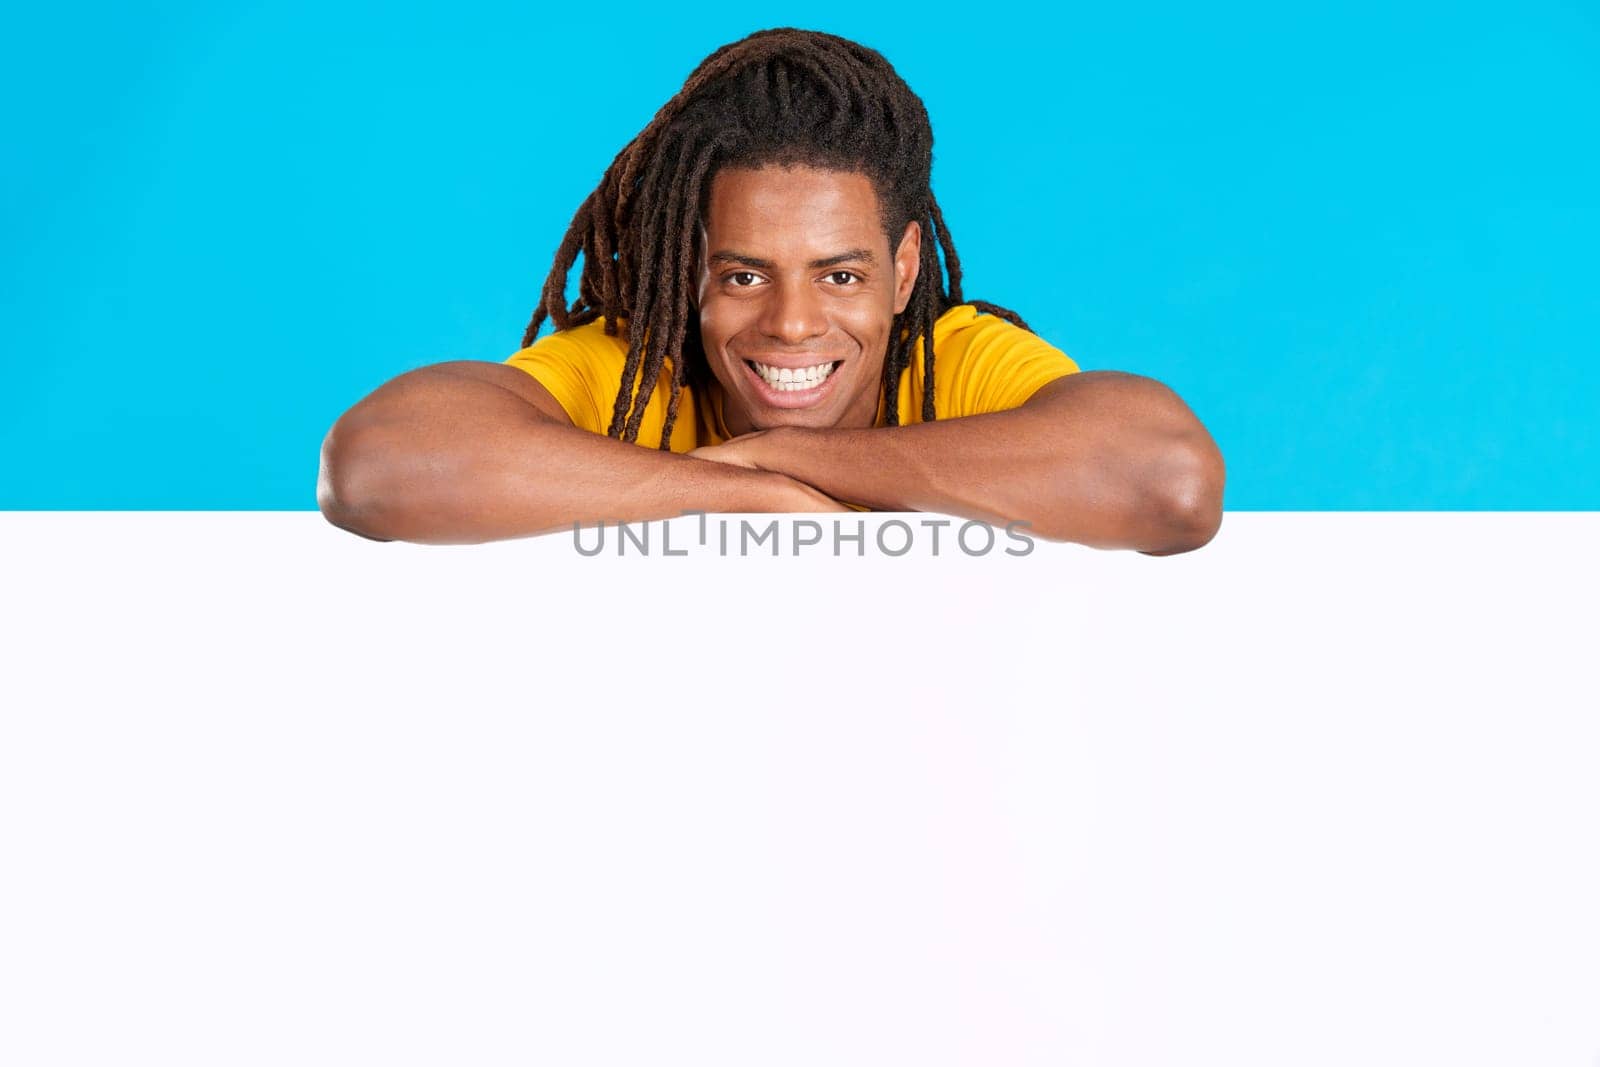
left=745, top=359, right=840, bottom=391
left=740, top=358, right=844, bottom=411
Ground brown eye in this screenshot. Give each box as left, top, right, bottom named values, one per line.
left=827, top=271, right=860, bottom=286
left=729, top=271, right=760, bottom=286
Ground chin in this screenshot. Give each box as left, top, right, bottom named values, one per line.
left=748, top=406, right=838, bottom=431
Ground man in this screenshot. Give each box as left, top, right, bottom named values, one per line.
left=318, top=28, right=1224, bottom=554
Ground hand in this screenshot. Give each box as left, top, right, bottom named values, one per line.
left=768, top=474, right=852, bottom=513
left=688, top=431, right=773, bottom=470
left=692, top=429, right=848, bottom=511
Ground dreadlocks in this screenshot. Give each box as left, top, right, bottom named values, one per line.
left=520, top=27, right=1031, bottom=448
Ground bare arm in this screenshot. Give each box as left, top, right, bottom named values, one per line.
left=317, top=361, right=843, bottom=544
left=691, top=371, right=1225, bottom=555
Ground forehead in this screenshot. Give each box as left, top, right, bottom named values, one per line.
left=702, top=165, right=887, bottom=254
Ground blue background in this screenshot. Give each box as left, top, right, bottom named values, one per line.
left=4, top=1, right=1596, bottom=508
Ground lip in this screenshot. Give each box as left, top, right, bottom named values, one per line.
left=741, top=358, right=843, bottom=410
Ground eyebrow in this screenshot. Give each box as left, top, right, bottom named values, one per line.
left=708, top=247, right=877, bottom=270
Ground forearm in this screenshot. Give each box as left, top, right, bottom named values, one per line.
left=742, top=372, right=1225, bottom=552
left=318, top=369, right=804, bottom=544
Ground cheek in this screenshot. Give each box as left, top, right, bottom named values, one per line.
left=694, top=296, right=747, bottom=355
left=836, top=298, right=894, bottom=349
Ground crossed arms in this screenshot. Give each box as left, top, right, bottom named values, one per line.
left=317, top=361, right=1224, bottom=554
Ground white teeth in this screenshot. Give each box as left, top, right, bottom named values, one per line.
left=751, top=361, right=836, bottom=391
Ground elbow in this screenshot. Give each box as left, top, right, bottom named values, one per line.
left=317, top=417, right=397, bottom=542
left=1141, top=435, right=1225, bottom=556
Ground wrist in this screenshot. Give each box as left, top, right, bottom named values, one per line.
left=747, top=424, right=817, bottom=474
left=751, top=469, right=814, bottom=511
left=690, top=456, right=799, bottom=508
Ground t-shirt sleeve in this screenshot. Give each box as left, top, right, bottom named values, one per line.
left=503, top=329, right=615, bottom=433
left=935, top=313, right=1080, bottom=419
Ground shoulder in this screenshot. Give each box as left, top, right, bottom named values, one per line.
left=507, top=316, right=632, bottom=376
left=926, top=304, right=1080, bottom=418
left=503, top=317, right=631, bottom=432
left=930, top=304, right=1073, bottom=364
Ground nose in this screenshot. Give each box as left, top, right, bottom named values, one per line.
left=757, top=278, right=828, bottom=346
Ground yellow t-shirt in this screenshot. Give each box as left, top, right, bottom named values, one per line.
left=503, top=303, right=1079, bottom=450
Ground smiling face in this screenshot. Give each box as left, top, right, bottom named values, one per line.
left=695, top=164, right=921, bottom=436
